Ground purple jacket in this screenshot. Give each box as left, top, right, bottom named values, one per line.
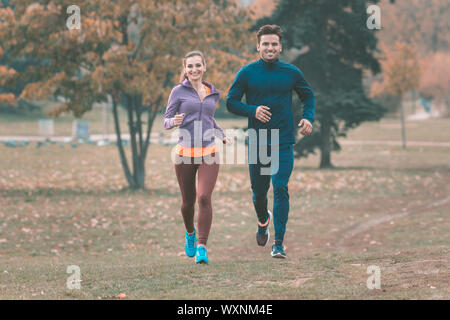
left=163, top=79, right=226, bottom=147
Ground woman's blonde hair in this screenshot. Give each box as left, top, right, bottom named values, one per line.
left=179, top=50, right=206, bottom=83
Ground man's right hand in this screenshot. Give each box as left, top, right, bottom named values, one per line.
left=173, top=113, right=185, bottom=126
left=255, top=106, right=271, bottom=123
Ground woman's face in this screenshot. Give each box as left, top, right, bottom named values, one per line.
left=184, top=55, right=206, bottom=82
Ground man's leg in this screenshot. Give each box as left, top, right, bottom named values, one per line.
left=271, top=144, right=294, bottom=244
left=249, top=159, right=271, bottom=224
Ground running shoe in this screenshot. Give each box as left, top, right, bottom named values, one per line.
left=195, top=246, right=209, bottom=264
left=184, top=229, right=197, bottom=258
left=256, top=210, right=272, bottom=247
left=271, top=242, right=286, bottom=259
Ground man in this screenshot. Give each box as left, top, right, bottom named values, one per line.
left=226, top=25, right=315, bottom=259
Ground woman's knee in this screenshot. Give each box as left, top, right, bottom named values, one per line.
left=198, top=193, right=211, bottom=208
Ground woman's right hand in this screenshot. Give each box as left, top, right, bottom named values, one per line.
left=173, top=113, right=185, bottom=126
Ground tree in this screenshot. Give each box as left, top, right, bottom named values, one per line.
left=255, top=0, right=386, bottom=168
left=377, top=0, right=450, bottom=55
left=371, top=42, right=421, bottom=98
left=369, top=0, right=449, bottom=118
left=0, top=44, right=16, bottom=105
left=419, top=52, right=450, bottom=116
left=0, top=0, right=40, bottom=112
left=246, top=0, right=278, bottom=19
left=0, top=0, right=252, bottom=189
left=371, top=42, right=421, bottom=148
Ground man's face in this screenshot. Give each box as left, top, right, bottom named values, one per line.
left=257, top=34, right=282, bottom=62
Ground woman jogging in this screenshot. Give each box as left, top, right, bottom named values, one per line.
left=163, top=51, right=230, bottom=264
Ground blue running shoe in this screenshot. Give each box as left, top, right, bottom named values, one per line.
left=195, top=246, right=209, bottom=264
left=185, top=229, right=197, bottom=258
left=256, top=210, right=272, bottom=247
left=271, top=242, right=286, bottom=259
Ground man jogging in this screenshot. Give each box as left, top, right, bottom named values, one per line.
left=226, top=25, right=315, bottom=258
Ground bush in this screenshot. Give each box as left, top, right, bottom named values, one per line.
left=0, top=99, right=41, bottom=115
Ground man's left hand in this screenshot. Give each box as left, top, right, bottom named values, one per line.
left=298, top=119, right=312, bottom=136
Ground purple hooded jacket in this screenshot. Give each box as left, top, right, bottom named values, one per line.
left=163, top=79, right=226, bottom=148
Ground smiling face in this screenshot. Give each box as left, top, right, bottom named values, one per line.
left=184, top=55, right=206, bottom=83
left=257, top=34, right=282, bottom=63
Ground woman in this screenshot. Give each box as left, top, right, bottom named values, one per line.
left=163, top=51, right=230, bottom=264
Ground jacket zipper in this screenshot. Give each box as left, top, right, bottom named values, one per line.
left=193, top=88, right=217, bottom=121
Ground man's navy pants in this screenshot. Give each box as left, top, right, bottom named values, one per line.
left=248, top=143, right=294, bottom=243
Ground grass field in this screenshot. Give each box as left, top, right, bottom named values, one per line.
left=0, top=115, right=449, bottom=299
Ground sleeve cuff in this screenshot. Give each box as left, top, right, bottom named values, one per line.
left=303, top=117, right=314, bottom=125
left=249, top=105, right=258, bottom=118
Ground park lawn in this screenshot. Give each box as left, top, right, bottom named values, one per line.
left=344, top=117, right=450, bottom=143
left=0, top=128, right=449, bottom=299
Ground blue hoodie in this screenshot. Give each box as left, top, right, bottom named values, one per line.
left=226, top=58, right=315, bottom=145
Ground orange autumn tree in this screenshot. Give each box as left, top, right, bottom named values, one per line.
left=0, top=0, right=252, bottom=189
left=0, top=45, right=16, bottom=105
left=419, top=52, right=450, bottom=116
left=246, top=0, right=278, bottom=19
left=371, top=42, right=421, bottom=98
left=378, top=0, right=450, bottom=55
left=371, top=41, right=421, bottom=148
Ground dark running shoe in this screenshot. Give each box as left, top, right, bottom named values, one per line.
left=271, top=243, right=286, bottom=259
left=256, top=210, right=272, bottom=247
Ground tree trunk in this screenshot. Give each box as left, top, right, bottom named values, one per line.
left=319, top=115, right=333, bottom=169
left=111, top=92, right=154, bottom=190
left=317, top=5, right=333, bottom=169
left=112, top=93, right=136, bottom=188
left=126, top=94, right=147, bottom=190
left=400, top=94, right=406, bottom=149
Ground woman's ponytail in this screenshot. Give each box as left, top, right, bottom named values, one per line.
left=179, top=70, right=187, bottom=83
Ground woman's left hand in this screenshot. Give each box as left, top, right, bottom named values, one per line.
left=222, top=137, right=233, bottom=145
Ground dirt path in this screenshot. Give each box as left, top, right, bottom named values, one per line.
left=340, top=140, right=450, bottom=147
left=336, top=195, right=450, bottom=249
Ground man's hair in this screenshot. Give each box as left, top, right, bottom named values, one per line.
left=256, top=24, right=282, bottom=43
